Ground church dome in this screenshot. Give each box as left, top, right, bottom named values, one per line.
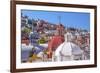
left=55, top=42, right=83, bottom=56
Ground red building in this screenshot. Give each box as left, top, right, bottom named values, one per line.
left=47, top=24, right=65, bottom=58
left=21, top=37, right=30, bottom=45
left=47, top=35, right=64, bottom=58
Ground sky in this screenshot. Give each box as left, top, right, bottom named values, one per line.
left=21, top=10, right=90, bottom=31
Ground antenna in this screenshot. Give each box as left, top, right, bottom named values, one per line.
left=58, top=16, right=61, bottom=24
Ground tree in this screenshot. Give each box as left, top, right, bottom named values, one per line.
left=22, top=27, right=31, bottom=34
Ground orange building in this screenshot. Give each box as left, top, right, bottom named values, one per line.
left=56, top=24, right=65, bottom=36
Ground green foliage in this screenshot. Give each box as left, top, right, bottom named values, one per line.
left=22, top=27, right=31, bottom=34
left=38, top=37, right=46, bottom=44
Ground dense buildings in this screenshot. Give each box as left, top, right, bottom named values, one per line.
left=21, top=15, right=90, bottom=62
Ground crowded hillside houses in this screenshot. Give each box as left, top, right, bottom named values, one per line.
left=21, top=15, right=90, bottom=63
